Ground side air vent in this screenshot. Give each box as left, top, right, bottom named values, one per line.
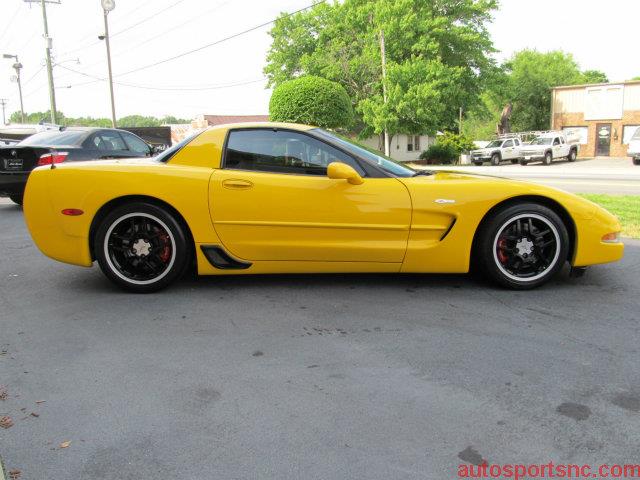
left=200, top=245, right=252, bottom=270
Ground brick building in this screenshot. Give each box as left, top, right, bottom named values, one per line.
left=551, top=80, right=640, bottom=158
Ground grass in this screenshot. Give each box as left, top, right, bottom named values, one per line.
left=579, top=194, right=640, bottom=239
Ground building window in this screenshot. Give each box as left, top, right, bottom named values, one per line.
left=562, top=127, right=588, bottom=145
left=407, top=135, right=420, bottom=152
left=623, top=125, right=640, bottom=144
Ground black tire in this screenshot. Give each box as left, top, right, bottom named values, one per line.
left=510, top=159, right=519, bottom=164
left=490, top=153, right=501, bottom=166
left=543, top=151, right=552, bottom=165
left=519, top=159, right=528, bottom=166
left=568, top=149, right=577, bottom=162
left=475, top=202, right=569, bottom=289
left=9, top=194, right=23, bottom=205
left=94, top=202, right=191, bottom=293
left=473, top=161, right=483, bottom=166
left=633, top=158, right=640, bottom=166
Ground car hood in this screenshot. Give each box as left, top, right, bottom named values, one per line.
left=471, top=148, right=494, bottom=154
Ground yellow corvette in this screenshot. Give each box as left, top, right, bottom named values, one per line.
left=23, top=122, right=623, bottom=292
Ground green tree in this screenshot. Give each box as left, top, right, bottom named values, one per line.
left=632, top=76, right=640, bottom=81
left=581, top=69, right=608, bottom=84
left=501, top=50, right=584, bottom=131
left=269, top=76, right=354, bottom=129
left=265, top=0, right=498, bottom=140
left=117, top=115, right=161, bottom=127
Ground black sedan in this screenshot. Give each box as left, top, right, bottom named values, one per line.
left=0, top=127, right=155, bottom=205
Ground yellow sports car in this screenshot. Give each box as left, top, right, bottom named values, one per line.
left=23, top=122, right=623, bottom=293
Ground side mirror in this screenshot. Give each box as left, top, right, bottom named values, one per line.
left=327, top=162, right=364, bottom=185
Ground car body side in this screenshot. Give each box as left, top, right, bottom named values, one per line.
left=23, top=122, right=623, bottom=276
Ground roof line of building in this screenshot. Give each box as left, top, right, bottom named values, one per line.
left=552, top=79, right=640, bottom=91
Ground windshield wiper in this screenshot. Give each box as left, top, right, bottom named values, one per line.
left=413, top=170, right=434, bottom=176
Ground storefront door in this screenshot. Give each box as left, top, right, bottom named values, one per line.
left=596, top=123, right=611, bottom=156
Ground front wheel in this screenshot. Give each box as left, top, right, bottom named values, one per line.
left=473, top=161, right=483, bottom=166
left=490, top=153, right=501, bottom=166
left=633, top=158, right=640, bottom=166
left=94, top=202, right=191, bottom=293
left=475, top=203, right=569, bottom=289
left=543, top=151, right=552, bottom=165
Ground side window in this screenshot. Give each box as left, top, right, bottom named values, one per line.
left=553, top=137, right=560, bottom=146
left=224, top=129, right=365, bottom=176
left=121, top=132, right=151, bottom=155
left=504, top=140, right=514, bottom=147
left=514, top=139, right=520, bottom=146
left=94, top=131, right=127, bottom=151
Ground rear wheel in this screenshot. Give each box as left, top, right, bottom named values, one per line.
left=568, top=149, right=577, bottom=162
left=94, top=202, right=190, bottom=293
left=9, top=194, right=23, bottom=205
left=490, top=153, right=501, bottom=166
left=543, top=151, right=552, bottom=165
left=475, top=203, right=569, bottom=289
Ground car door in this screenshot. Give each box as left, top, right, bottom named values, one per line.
left=209, top=128, right=412, bottom=263
left=552, top=137, right=561, bottom=158
left=502, top=139, right=515, bottom=159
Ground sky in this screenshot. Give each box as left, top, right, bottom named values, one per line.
left=0, top=0, right=638, bottom=122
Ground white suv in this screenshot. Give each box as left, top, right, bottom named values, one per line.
left=519, top=133, right=578, bottom=166
left=470, top=138, right=523, bottom=166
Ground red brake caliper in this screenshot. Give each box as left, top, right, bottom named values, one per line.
left=497, top=238, right=508, bottom=264
left=158, top=233, right=171, bottom=263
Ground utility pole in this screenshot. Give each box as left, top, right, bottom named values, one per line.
left=100, top=0, right=117, bottom=128
left=2, top=54, right=25, bottom=123
left=0, top=99, right=7, bottom=125
left=379, top=29, right=390, bottom=157
left=24, top=0, right=60, bottom=124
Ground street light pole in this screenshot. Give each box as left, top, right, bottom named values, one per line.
left=101, top=0, right=117, bottom=128
left=2, top=54, right=25, bottom=123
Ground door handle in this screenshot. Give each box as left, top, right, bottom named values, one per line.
left=222, top=179, right=253, bottom=189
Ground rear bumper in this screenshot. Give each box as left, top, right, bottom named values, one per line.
left=0, top=171, right=28, bottom=196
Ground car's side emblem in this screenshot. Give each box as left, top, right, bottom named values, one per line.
left=435, top=198, right=456, bottom=204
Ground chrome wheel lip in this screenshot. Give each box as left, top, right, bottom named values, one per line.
left=492, top=213, right=561, bottom=282
left=103, top=212, right=177, bottom=286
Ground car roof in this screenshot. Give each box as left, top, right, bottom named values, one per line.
left=207, top=121, right=316, bottom=132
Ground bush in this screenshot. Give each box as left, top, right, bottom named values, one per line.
left=269, top=76, right=354, bottom=129
left=419, top=144, right=458, bottom=164
left=419, top=132, right=476, bottom=164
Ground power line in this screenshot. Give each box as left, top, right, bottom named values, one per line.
left=115, top=0, right=325, bottom=78
left=0, top=3, right=23, bottom=44
left=56, top=0, right=188, bottom=57
left=23, top=65, right=45, bottom=86
left=55, top=64, right=266, bottom=91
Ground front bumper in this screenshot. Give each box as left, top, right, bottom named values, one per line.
left=0, top=171, right=28, bottom=196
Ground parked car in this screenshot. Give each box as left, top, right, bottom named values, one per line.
left=22, top=122, right=623, bottom=293
left=519, top=132, right=578, bottom=166
left=628, top=126, right=640, bottom=165
left=470, top=138, right=523, bottom=166
left=0, top=127, right=154, bottom=205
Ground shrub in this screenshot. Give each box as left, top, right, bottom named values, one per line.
left=419, top=132, right=476, bottom=164
left=269, top=76, right=354, bottom=129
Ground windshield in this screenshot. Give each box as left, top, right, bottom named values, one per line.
left=18, top=130, right=85, bottom=147
left=530, top=137, right=553, bottom=145
left=485, top=140, right=503, bottom=148
left=312, top=129, right=416, bottom=177
left=156, top=130, right=203, bottom=163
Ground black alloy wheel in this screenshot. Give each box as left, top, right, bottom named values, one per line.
left=94, top=202, right=190, bottom=293
left=475, top=203, right=569, bottom=289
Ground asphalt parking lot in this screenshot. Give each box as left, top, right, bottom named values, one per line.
left=1, top=201, right=640, bottom=479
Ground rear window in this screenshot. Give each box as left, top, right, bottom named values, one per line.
left=633, top=127, right=640, bottom=140
left=18, top=130, right=85, bottom=147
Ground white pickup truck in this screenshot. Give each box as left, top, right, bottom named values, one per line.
left=470, top=138, right=523, bottom=166
left=628, top=127, right=640, bottom=165
left=519, top=132, right=579, bottom=166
